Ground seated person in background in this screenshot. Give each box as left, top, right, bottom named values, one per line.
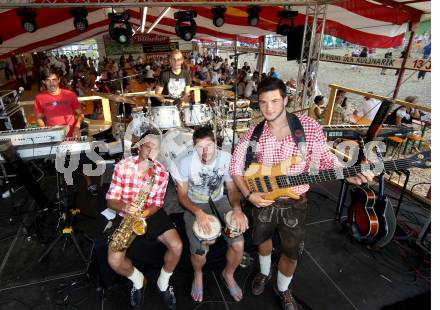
left=331, top=90, right=347, bottom=124
left=308, top=95, right=325, bottom=122
left=244, top=75, right=258, bottom=99
left=353, top=93, right=381, bottom=121
left=385, top=96, right=420, bottom=125
left=174, top=127, right=248, bottom=303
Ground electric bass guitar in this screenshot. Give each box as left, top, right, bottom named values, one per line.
left=244, top=151, right=430, bottom=201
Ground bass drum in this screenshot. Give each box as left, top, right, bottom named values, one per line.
left=160, top=127, right=194, bottom=176
left=151, top=106, right=182, bottom=129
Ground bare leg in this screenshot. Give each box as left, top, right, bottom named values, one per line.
left=190, top=253, right=206, bottom=302
left=278, top=254, right=298, bottom=278
left=222, top=241, right=244, bottom=301
left=157, top=229, right=182, bottom=273
left=107, top=248, right=134, bottom=277
left=258, top=238, right=273, bottom=256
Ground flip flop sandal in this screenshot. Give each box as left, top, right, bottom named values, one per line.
left=191, top=281, right=203, bottom=303
left=221, top=275, right=243, bottom=302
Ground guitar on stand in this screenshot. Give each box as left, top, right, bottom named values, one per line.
left=340, top=99, right=398, bottom=246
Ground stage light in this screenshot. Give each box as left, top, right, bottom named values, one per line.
left=17, top=8, right=38, bottom=33
left=247, top=6, right=261, bottom=27
left=108, top=11, right=132, bottom=44
left=211, top=7, right=226, bottom=27
left=175, top=11, right=197, bottom=41
left=70, top=8, right=88, bottom=31
left=276, top=10, right=298, bottom=36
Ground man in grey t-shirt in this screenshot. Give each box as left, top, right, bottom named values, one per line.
left=173, top=127, right=248, bottom=303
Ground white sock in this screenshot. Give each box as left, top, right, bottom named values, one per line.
left=157, top=267, right=173, bottom=292
left=128, top=267, right=144, bottom=290
left=277, top=270, right=293, bottom=292
left=259, top=254, right=271, bottom=276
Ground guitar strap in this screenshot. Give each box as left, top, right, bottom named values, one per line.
left=244, top=112, right=306, bottom=171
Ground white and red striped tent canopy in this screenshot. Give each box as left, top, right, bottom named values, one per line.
left=0, top=0, right=429, bottom=59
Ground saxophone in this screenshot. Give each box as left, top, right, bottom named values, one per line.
left=109, top=165, right=156, bottom=252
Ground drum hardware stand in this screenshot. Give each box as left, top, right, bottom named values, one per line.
left=230, top=51, right=247, bottom=153
left=38, top=169, right=88, bottom=266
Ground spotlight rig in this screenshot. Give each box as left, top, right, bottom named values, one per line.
left=174, top=10, right=197, bottom=41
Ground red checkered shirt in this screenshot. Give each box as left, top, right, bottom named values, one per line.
left=229, top=115, right=339, bottom=195
left=106, top=156, right=169, bottom=210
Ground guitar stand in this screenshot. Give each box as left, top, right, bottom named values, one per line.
left=38, top=172, right=88, bottom=266
left=336, top=180, right=350, bottom=224
left=389, top=169, right=410, bottom=217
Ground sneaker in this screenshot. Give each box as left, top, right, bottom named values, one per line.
left=130, top=283, right=145, bottom=309
left=251, top=271, right=272, bottom=296
left=87, top=184, right=98, bottom=197
left=159, top=285, right=176, bottom=310
left=274, top=286, right=298, bottom=310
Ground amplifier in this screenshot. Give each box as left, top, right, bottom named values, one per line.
left=0, top=90, right=18, bottom=115
left=0, top=106, right=27, bottom=131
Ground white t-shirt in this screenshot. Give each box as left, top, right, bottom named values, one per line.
left=244, top=80, right=256, bottom=98
left=361, top=98, right=381, bottom=120
left=174, top=149, right=232, bottom=203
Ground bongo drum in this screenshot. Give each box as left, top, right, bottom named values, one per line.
left=224, top=210, right=248, bottom=238
left=192, top=215, right=221, bottom=245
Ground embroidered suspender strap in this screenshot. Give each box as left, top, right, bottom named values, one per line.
left=243, top=112, right=307, bottom=172
left=286, top=112, right=307, bottom=158
left=244, top=120, right=265, bottom=171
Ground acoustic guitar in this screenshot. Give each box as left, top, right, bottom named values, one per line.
left=244, top=151, right=430, bottom=201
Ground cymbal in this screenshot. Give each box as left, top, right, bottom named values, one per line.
left=122, top=91, right=160, bottom=98
left=93, top=92, right=138, bottom=104
left=203, top=85, right=233, bottom=91
left=204, top=88, right=235, bottom=98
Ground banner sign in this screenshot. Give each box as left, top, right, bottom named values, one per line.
left=142, top=42, right=179, bottom=54
left=133, top=34, right=169, bottom=44
left=319, top=53, right=431, bottom=72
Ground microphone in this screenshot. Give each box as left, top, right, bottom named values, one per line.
left=14, top=86, right=25, bottom=105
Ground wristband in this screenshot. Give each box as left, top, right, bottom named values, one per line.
left=245, top=192, right=252, bottom=200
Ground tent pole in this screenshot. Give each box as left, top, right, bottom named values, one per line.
left=392, top=21, right=419, bottom=99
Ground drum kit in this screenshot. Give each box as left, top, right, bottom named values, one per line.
left=108, top=85, right=249, bottom=152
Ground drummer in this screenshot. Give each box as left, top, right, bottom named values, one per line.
left=173, top=126, right=248, bottom=303
left=155, top=49, right=192, bottom=105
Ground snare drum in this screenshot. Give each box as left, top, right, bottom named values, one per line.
left=131, top=107, right=150, bottom=137
left=182, top=104, right=212, bottom=126
left=151, top=106, right=182, bottom=129
left=224, top=210, right=248, bottom=238
left=192, top=215, right=221, bottom=244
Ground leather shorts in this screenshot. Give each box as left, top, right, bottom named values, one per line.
left=252, top=196, right=307, bottom=260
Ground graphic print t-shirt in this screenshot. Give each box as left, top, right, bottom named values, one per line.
left=174, top=149, right=232, bottom=203
left=34, top=89, right=81, bottom=137
left=159, top=69, right=191, bottom=98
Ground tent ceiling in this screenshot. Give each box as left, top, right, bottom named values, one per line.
left=0, top=0, right=430, bottom=59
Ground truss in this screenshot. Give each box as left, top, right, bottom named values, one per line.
left=0, top=0, right=341, bottom=9
left=295, top=2, right=327, bottom=109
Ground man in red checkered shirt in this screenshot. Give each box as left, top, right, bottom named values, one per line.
left=106, top=129, right=182, bottom=310
left=230, top=78, right=372, bottom=310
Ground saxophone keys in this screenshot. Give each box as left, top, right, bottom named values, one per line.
left=132, top=219, right=146, bottom=235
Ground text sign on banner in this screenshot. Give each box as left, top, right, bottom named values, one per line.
left=132, top=34, right=170, bottom=44
left=143, top=42, right=179, bottom=54
left=320, top=53, right=431, bottom=72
